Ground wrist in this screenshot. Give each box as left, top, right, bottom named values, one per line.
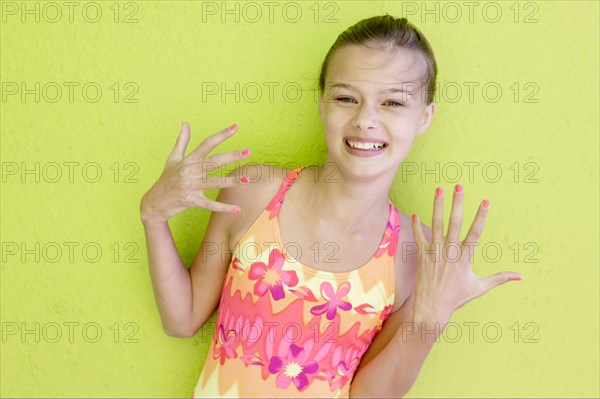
left=141, top=213, right=168, bottom=226
left=140, top=195, right=165, bottom=226
left=409, top=307, right=452, bottom=330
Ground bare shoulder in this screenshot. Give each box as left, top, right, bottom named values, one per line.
left=225, top=163, right=291, bottom=204
left=390, top=210, right=433, bottom=313
left=224, top=163, right=291, bottom=248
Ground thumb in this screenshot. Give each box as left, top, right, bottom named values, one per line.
left=166, top=122, right=191, bottom=166
left=480, top=271, right=523, bottom=295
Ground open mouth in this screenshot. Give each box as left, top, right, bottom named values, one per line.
left=344, top=138, right=388, bottom=151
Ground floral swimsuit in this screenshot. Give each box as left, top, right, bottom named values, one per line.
left=192, top=166, right=401, bottom=398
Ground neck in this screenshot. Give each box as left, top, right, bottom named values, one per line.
left=302, top=164, right=395, bottom=233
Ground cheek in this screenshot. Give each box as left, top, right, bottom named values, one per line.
left=322, top=108, right=349, bottom=132
left=390, top=134, right=413, bottom=154
left=389, top=126, right=417, bottom=154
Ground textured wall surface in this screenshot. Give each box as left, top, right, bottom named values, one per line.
left=1, top=0, right=598, bottom=397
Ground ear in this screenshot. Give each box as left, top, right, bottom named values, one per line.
left=416, top=102, right=435, bottom=136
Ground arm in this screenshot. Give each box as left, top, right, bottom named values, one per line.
left=349, top=293, right=447, bottom=398
left=349, top=218, right=436, bottom=398
left=140, top=183, right=235, bottom=337
left=139, top=122, right=254, bottom=338
left=140, top=214, right=194, bottom=337
left=140, top=165, right=248, bottom=338
left=142, top=162, right=262, bottom=338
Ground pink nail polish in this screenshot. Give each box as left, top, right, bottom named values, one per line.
left=240, top=176, right=249, bottom=184
left=228, top=124, right=237, bottom=132
left=233, top=206, right=241, bottom=213
left=241, top=149, right=251, bottom=157
left=455, top=184, right=463, bottom=193
left=482, top=199, right=490, bottom=208
left=412, top=214, right=417, bottom=221
left=511, top=276, right=522, bottom=281
left=436, top=187, right=444, bottom=197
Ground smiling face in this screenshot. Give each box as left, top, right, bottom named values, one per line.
left=319, top=43, right=435, bottom=178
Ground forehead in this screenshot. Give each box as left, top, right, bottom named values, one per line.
left=326, top=44, right=427, bottom=91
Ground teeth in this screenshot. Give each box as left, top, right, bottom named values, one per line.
left=346, top=140, right=386, bottom=150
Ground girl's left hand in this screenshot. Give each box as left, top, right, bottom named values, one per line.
left=409, top=185, right=522, bottom=328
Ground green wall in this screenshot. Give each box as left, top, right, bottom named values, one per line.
left=1, top=1, right=598, bottom=397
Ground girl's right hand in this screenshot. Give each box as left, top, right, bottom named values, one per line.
left=140, top=122, right=251, bottom=224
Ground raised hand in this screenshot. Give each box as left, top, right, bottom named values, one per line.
left=409, top=185, right=522, bottom=328
left=140, top=122, right=251, bottom=224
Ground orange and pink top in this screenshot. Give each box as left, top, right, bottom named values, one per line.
left=192, top=166, right=401, bottom=398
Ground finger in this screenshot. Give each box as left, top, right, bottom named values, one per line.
left=462, top=199, right=489, bottom=247
left=432, top=187, right=444, bottom=245
left=479, top=271, right=523, bottom=295
left=185, top=124, right=238, bottom=162
left=445, top=184, right=464, bottom=244
left=184, top=175, right=250, bottom=189
left=166, top=122, right=191, bottom=166
left=411, top=214, right=428, bottom=260
left=202, top=148, right=252, bottom=169
left=194, top=196, right=242, bottom=214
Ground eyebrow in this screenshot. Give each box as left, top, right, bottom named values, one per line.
left=327, top=82, right=416, bottom=96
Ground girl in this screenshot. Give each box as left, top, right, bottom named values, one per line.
left=140, top=15, right=522, bottom=398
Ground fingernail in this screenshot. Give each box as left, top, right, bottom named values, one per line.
left=240, top=176, right=249, bottom=184
left=436, top=187, right=444, bottom=197
left=241, top=149, right=251, bottom=157
left=482, top=199, right=490, bottom=208
left=233, top=206, right=241, bottom=213
left=228, top=124, right=237, bottom=132
left=511, top=276, right=522, bottom=281
left=412, top=213, right=417, bottom=221
left=455, top=184, right=463, bottom=193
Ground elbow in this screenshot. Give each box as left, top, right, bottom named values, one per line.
left=163, top=324, right=197, bottom=338
left=163, top=327, right=183, bottom=338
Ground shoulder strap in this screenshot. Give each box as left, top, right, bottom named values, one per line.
left=265, top=166, right=306, bottom=219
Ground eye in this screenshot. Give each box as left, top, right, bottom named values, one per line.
left=335, top=96, right=356, bottom=103
left=384, top=100, right=405, bottom=107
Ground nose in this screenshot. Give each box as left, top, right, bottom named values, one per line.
left=352, top=103, right=378, bottom=130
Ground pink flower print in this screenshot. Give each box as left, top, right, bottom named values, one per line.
left=248, top=248, right=298, bottom=300
left=328, top=344, right=364, bottom=390
left=268, top=343, right=319, bottom=391
left=213, top=323, right=238, bottom=366
left=375, top=204, right=400, bottom=258
left=310, top=281, right=353, bottom=320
